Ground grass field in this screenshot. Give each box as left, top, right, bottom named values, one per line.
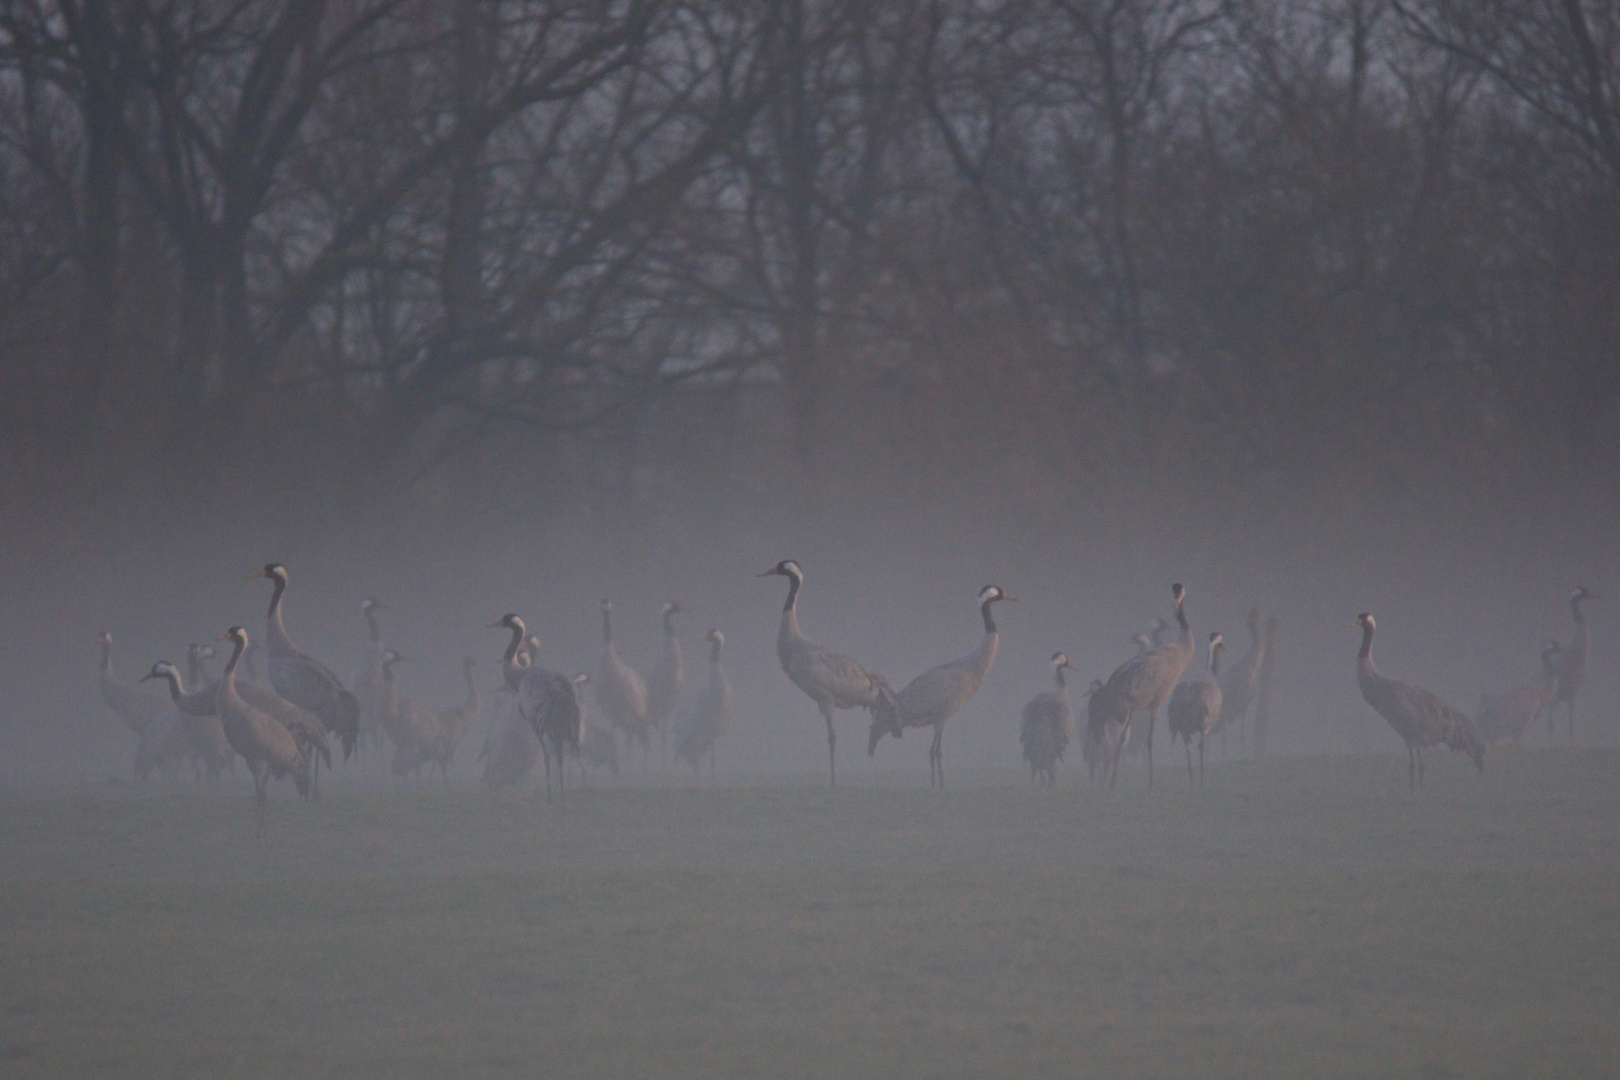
left=2, top=748, right=1618, bottom=1079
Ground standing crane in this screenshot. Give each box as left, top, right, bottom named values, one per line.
left=1168, top=632, right=1224, bottom=788
left=596, top=601, right=651, bottom=764
left=645, top=601, right=686, bottom=767
left=214, top=626, right=312, bottom=836
left=1354, top=613, right=1485, bottom=792
left=1020, top=652, right=1075, bottom=786
left=868, top=586, right=1014, bottom=787
left=1474, top=642, right=1559, bottom=745
left=1095, top=584, right=1194, bottom=789
left=759, top=560, right=898, bottom=788
left=482, top=635, right=543, bottom=791
left=1252, top=614, right=1281, bottom=756
left=1547, top=587, right=1600, bottom=743
left=250, top=564, right=361, bottom=769
left=137, top=662, right=235, bottom=780
left=673, top=628, right=734, bottom=779
left=489, top=613, right=585, bottom=801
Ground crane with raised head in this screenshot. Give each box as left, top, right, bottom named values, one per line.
left=489, top=613, right=585, bottom=801
left=596, top=600, right=651, bottom=763
left=645, top=601, right=686, bottom=767
left=673, top=629, right=733, bottom=779
left=1215, top=607, right=1264, bottom=755
left=1095, top=584, right=1194, bottom=789
left=1354, top=613, right=1485, bottom=792
left=1168, top=632, right=1224, bottom=788
left=759, top=560, right=898, bottom=788
left=214, top=626, right=312, bottom=836
left=1547, top=587, right=1600, bottom=743
left=868, top=586, right=1014, bottom=787
left=250, top=564, right=360, bottom=767
left=352, top=598, right=390, bottom=755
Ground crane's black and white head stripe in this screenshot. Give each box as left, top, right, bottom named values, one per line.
left=1569, top=586, right=1599, bottom=602
left=978, top=585, right=1012, bottom=605
left=759, top=559, right=803, bottom=579
left=1356, top=613, right=1375, bottom=631
left=249, top=563, right=288, bottom=584
left=487, top=612, right=525, bottom=632
left=1208, top=632, right=1224, bottom=651
left=708, top=628, right=725, bottom=645
left=1050, top=651, right=1072, bottom=670
left=140, top=661, right=178, bottom=683
left=662, top=601, right=685, bottom=616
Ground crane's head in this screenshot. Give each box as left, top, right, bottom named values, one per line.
left=978, top=585, right=1015, bottom=605
left=572, top=672, right=591, bottom=686
left=1570, top=585, right=1600, bottom=603
left=139, top=661, right=179, bottom=684
left=662, top=601, right=685, bottom=617
left=707, top=628, right=725, bottom=646
left=487, top=612, right=525, bottom=633
left=1209, top=632, right=1224, bottom=653
left=361, top=597, right=388, bottom=613
left=1355, top=612, right=1375, bottom=632
left=1050, top=651, right=1074, bottom=671
left=601, top=599, right=614, bottom=614
left=97, top=630, right=112, bottom=646
left=249, top=563, right=288, bottom=585
left=189, top=642, right=216, bottom=661
left=1171, top=583, right=1185, bottom=605
left=218, top=625, right=249, bottom=648
left=757, top=559, right=803, bottom=580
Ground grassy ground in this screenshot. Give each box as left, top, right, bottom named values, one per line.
left=2, top=748, right=1617, bottom=1079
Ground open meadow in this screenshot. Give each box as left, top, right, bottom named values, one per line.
left=2, top=748, right=1618, bottom=1079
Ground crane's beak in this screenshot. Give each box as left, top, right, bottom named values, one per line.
left=1002, top=595, right=1019, bottom=603
left=485, top=619, right=507, bottom=629
left=247, top=569, right=267, bottom=580
left=755, top=568, right=778, bottom=577
left=138, top=672, right=157, bottom=683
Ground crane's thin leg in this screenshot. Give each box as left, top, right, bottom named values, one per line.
left=1407, top=744, right=1416, bottom=794
left=558, top=742, right=567, bottom=803
left=254, top=771, right=268, bottom=839
left=1567, top=699, right=1576, bottom=744
left=1185, top=742, right=1194, bottom=789
left=1198, top=732, right=1206, bottom=788
left=709, top=745, right=716, bottom=781
left=930, top=725, right=944, bottom=788
left=822, top=706, right=837, bottom=789
left=542, top=743, right=553, bottom=803
left=1146, top=712, right=1156, bottom=790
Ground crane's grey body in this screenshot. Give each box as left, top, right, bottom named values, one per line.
left=1474, top=643, right=1559, bottom=745
left=596, top=601, right=651, bottom=761
left=1095, top=585, right=1194, bottom=789
left=761, top=560, right=898, bottom=788
left=481, top=636, right=541, bottom=790
left=1020, top=653, right=1074, bottom=786
left=1354, top=614, right=1485, bottom=792
left=646, top=602, right=685, bottom=766
left=352, top=599, right=390, bottom=754
left=1252, top=615, right=1281, bottom=756
left=216, top=627, right=311, bottom=836
left=140, top=661, right=236, bottom=780
left=1168, top=633, right=1225, bottom=788
left=491, top=614, right=584, bottom=800
left=150, top=661, right=331, bottom=774
left=869, top=586, right=1013, bottom=788
left=1082, top=678, right=1126, bottom=784
left=1215, top=607, right=1265, bottom=753
left=97, top=631, right=174, bottom=735
left=1547, top=587, right=1597, bottom=743
left=673, top=629, right=733, bottom=778
left=253, top=564, right=361, bottom=764
left=381, top=654, right=479, bottom=787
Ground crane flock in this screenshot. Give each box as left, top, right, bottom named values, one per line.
left=92, top=557, right=1605, bottom=830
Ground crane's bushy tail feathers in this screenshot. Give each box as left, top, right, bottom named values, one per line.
left=1449, top=715, right=1486, bottom=773
left=866, top=676, right=904, bottom=756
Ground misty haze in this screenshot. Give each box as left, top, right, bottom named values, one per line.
left=1, top=1, right=1617, bottom=1077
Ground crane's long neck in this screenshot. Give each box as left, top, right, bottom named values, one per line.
left=967, top=603, right=1000, bottom=682
left=156, top=668, right=187, bottom=701
left=601, top=607, right=615, bottom=645
left=1209, top=647, right=1222, bottom=678
left=1571, top=598, right=1590, bottom=655
left=463, top=662, right=479, bottom=711
left=501, top=622, right=526, bottom=690
left=663, top=610, right=678, bottom=638
left=221, top=635, right=246, bottom=704
left=1054, top=666, right=1067, bottom=692
left=266, top=575, right=295, bottom=654
left=99, top=638, right=113, bottom=677
left=777, top=573, right=809, bottom=665
left=364, top=606, right=382, bottom=643
left=710, top=637, right=724, bottom=666
left=1357, top=622, right=1378, bottom=686
left=1175, top=597, right=1190, bottom=645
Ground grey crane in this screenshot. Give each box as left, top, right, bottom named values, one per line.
left=1020, top=652, right=1075, bottom=787
left=759, top=559, right=899, bottom=788
left=489, top=613, right=585, bottom=801
left=144, top=657, right=331, bottom=780
left=250, top=564, right=361, bottom=764
left=138, top=662, right=236, bottom=780
left=1095, top=584, right=1194, bottom=790
left=596, top=600, right=651, bottom=762
left=1354, top=613, right=1485, bottom=792
left=1547, top=586, right=1600, bottom=743
left=351, top=598, right=390, bottom=755
left=481, top=634, right=542, bottom=790
left=1081, top=678, right=1123, bottom=784
left=1474, top=642, right=1559, bottom=745
left=868, top=585, right=1014, bottom=787
left=645, top=601, right=686, bottom=767
left=379, top=653, right=478, bottom=788
left=215, top=626, right=312, bottom=836
left=1215, top=607, right=1265, bottom=755
left=673, top=628, right=733, bottom=779
left=97, top=630, right=174, bottom=736
left=1168, top=632, right=1225, bottom=789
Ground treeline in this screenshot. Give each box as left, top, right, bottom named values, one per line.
left=0, top=0, right=1615, bottom=529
